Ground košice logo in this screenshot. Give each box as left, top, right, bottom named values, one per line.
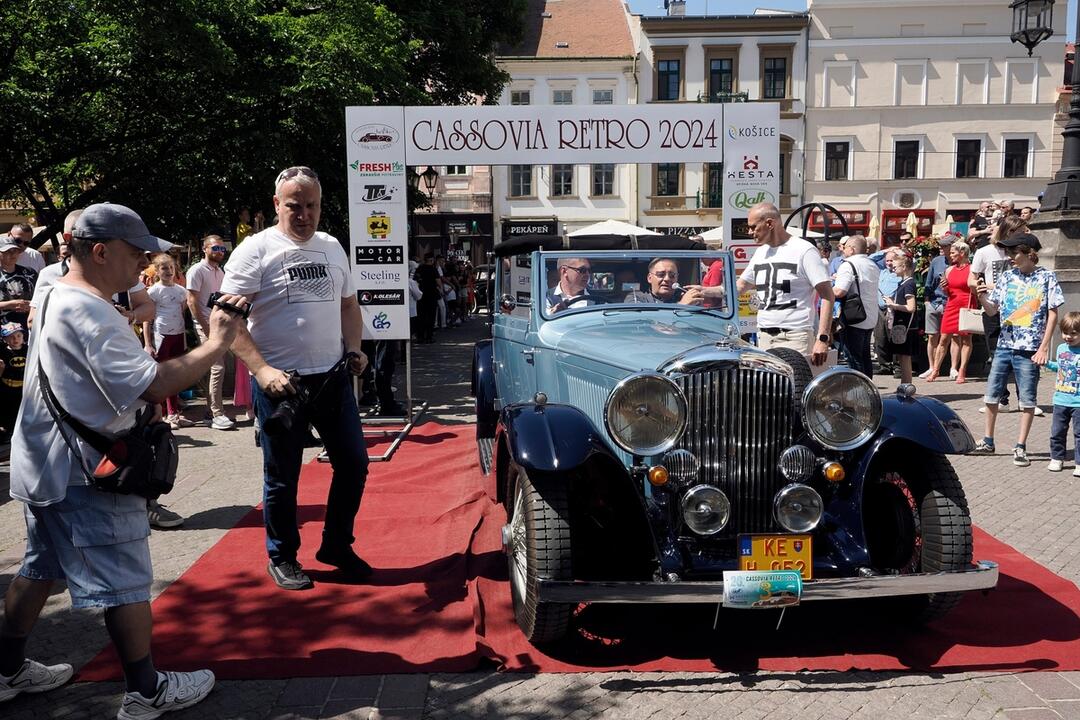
left=727, top=125, right=777, bottom=140
left=730, top=189, right=775, bottom=209
left=352, top=124, right=400, bottom=149
left=361, top=184, right=398, bottom=203
left=372, top=312, right=392, bottom=330
left=367, top=211, right=391, bottom=240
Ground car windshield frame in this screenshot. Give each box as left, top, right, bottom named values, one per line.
left=536, top=249, right=736, bottom=321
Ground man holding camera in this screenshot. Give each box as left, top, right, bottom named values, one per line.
left=221, top=166, right=370, bottom=592
left=1, top=203, right=247, bottom=715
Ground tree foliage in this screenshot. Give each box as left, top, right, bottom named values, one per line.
left=0, top=0, right=525, bottom=248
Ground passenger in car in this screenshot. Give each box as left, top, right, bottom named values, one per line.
left=545, top=257, right=593, bottom=313
left=623, top=258, right=704, bottom=305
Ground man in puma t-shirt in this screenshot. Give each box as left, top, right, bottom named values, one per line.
left=222, top=166, right=371, bottom=592
left=736, top=202, right=835, bottom=365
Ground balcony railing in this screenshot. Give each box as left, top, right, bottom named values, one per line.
left=697, top=91, right=749, bottom=103
left=432, top=193, right=492, bottom=213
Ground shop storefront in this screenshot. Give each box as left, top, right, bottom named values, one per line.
left=501, top=218, right=560, bottom=242
left=807, top=209, right=870, bottom=240
left=881, top=209, right=935, bottom=247
left=410, top=212, right=493, bottom=267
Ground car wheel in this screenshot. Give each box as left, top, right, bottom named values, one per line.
left=863, top=450, right=973, bottom=622
left=505, top=461, right=573, bottom=644
left=767, top=346, right=813, bottom=413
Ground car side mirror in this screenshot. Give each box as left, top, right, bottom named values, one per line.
left=500, top=294, right=517, bottom=313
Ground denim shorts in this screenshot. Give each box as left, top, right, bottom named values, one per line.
left=985, top=346, right=1040, bottom=409
left=20, top=485, right=152, bottom=609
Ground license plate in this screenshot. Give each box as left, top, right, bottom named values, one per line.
left=738, top=534, right=813, bottom=579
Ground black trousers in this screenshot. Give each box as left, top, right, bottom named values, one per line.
left=417, top=298, right=437, bottom=342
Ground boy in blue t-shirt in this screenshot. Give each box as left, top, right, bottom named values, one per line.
left=1045, top=311, right=1080, bottom=474
left=972, top=233, right=1064, bottom=466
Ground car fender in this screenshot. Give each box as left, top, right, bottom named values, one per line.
left=498, top=402, right=620, bottom=475
left=473, top=340, right=497, bottom=435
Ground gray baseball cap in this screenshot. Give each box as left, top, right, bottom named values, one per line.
left=0, top=235, right=19, bottom=252
left=72, top=203, right=173, bottom=253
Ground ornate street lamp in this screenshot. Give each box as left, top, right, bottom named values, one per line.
left=1010, top=0, right=1054, bottom=56
left=421, top=165, right=440, bottom=198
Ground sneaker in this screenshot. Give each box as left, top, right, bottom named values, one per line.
left=0, top=659, right=74, bottom=702
left=117, top=669, right=215, bottom=720
left=918, top=369, right=933, bottom=379
left=1048, top=459, right=1064, bottom=472
left=210, top=415, right=235, bottom=430
left=971, top=440, right=996, bottom=455
left=147, top=501, right=184, bottom=529
left=1013, top=447, right=1031, bottom=467
left=1034, top=406, right=1045, bottom=417
left=979, top=403, right=1011, bottom=414
left=315, top=545, right=373, bottom=580
left=267, top=560, right=313, bottom=590
left=949, top=368, right=959, bottom=379
left=1073, top=467, right=1080, bottom=478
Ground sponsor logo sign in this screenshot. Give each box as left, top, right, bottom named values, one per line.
left=726, top=124, right=778, bottom=140
left=351, top=124, right=400, bottom=149
left=367, top=211, right=391, bottom=240
left=359, top=184, right=399, bottom=203
left=371, top=312, right=392, bottom=330
left=349, top=160, right=405, bottom=177
left=729, top=189, right=776, bottom=210
left=355, top=246, right=403, bottom=265
left=357, top=289, right=405, bottom=306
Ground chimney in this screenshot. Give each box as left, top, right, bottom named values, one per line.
left=666, top=0, right=686, bottom=16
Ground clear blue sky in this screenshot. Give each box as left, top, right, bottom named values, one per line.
left=624, top=0, right=1077, bottom=41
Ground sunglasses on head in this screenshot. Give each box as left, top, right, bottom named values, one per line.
left=275, top=166, right=319, bottom=184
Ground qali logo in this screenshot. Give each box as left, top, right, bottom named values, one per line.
left=372, top=312, right=392, bottom=330
left=730, top=189, right=775, bottom=210
left=727, top=124, right=777, bottom=140
left=352, top=124, right=400, bottom=149
left=361, top=184, right=398, bottom=203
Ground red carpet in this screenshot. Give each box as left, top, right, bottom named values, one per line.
left=80, top=422, right=1080, bottom=679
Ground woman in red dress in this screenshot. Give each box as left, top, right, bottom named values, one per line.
left=928, top=241, right=974, bottom=383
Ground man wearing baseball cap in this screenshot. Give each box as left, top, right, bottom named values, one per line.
left=0, top=203, right=250, bottom=716
left=0, top=235, right=36, bottom=331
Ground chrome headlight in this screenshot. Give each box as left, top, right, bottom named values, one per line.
left=604, top=373, right=687, bottom=456
left=802, top=368, right=882, bottom=450
left=681, top=484, right=731, bottom=535
left=774, top=483, right=824, bottom=533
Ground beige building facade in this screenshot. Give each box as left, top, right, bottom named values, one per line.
left=804, top=0, right=1065, bottom=244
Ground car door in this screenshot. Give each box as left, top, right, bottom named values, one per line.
left=492, top=253, right=538, bottom=406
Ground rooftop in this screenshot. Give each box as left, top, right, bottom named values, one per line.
left=498, top=0, right=634, bottom=59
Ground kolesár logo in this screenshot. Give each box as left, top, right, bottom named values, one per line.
left=352, top=124, right=400, bottom=149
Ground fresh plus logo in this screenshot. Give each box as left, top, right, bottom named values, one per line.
left=350, top=160, right=405, bottom=177
left=742, top=155, right=759, bottom=170
left=372, top=312, right=391, bottom=330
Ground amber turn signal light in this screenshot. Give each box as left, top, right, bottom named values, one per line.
left=823, top=461, right=845, bottom=483
left=648, top=465, right=670, bottom=486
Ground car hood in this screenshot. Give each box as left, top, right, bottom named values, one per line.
left=540, top=312, right=747, bottom=373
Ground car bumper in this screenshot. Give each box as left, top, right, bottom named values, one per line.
left=537, top=560, right=999, bottom=603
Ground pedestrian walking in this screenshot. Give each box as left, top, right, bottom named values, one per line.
left=831, top=235, right=879, bottom=377
left=1045, top=311, right=1080, bottom=474
left=971, top=233, right=1063, bottom=465
left=143, top=254, right=191, bottom=430
left=928, top=241, right=974, bottom=383
left=186, top=235, right=235, bottom=430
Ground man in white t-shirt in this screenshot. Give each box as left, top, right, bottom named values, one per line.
left=222, top=166, right=370, bottom=592
left=8, top=224, right=45, bottom=274
left=832, top=235, right=880, bottom=377
left=0, top=203, right=247, bottom=714
left=187, top=234, right=233, bottom=429
left=736, top=202, right=835, bottom=365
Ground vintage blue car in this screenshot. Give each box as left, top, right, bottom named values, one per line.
left=472, top=234, right=999, bottom=645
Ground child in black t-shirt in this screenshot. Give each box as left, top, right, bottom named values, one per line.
left=0, top=322, right=26, bottom=441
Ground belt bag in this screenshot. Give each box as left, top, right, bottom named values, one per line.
left=840, top=260, right=868, bottom=326
left=36, top=294, right=177, bottom=499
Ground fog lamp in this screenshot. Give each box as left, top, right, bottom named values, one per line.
left=823, top=461, right=846, bottom=483
left=774, top=483, right=824, bottom=533
left=778, top=445, right=816, bottom=482
left=681, top=485, right=730, bottom=536
left=648, top=465, right=670, bottom=486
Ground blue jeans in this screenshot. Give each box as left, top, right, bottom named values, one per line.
left=984, top=347, right=1039, bottom=409
left=842, top=325, right=873, bottom=377
left=1050, top=405, right=1080, bottom=461
left=252, top=370, right=369, bottom=564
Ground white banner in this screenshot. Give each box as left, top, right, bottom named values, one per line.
left=404, top=104, right=724, bottom=165
left=345, top=107, right=411, bottom=340
left=721, top=103, right=780, bottom=334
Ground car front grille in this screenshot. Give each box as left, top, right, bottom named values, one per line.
left=673, top=366, right=794, bottom=539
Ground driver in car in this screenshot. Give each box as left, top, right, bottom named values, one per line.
left=546, top=257, right=594, bottom=313
left=623, top=258, right=704, bottom=305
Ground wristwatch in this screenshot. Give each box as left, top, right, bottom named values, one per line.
left=818, top=334, right=830, bottom=343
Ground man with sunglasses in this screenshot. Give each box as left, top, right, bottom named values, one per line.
left=221, top=166, right=371, bottom=591
left=187, top=235, right=234, bottom=431
left=623, top=258, right=704, bottom=305
left=546, top=257, right=594, bottom=313
left=736, top=202, right=834, bottom=365
left=8, top=223, right=46, bottom=274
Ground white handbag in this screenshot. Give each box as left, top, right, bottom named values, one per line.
left=958, top=306, right=985, bottom=335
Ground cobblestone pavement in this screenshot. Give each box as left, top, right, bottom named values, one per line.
left=2, top=319, right=1079, bottom=719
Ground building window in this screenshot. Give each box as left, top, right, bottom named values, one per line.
left=706, top=163, right=723, bottom=207
left=553, top=89, right=573, bottom=105
left=763, top=57, right=787, bottom=99
left=510, top=90, right=530, bottom=106
left=894, top=140, right=920, bottom=179
left=825, top=141, right=850, bottom=181
left=955, top=139, right=981, bottom=178
left=655, top=163, right=680, bottom=196
left=1004, top=138, right=1030, bottom=178
left=510, top=165, right=532, bottom=197
left=592, top=164, right=615, bottom=196
left=445, top=166, right=467, bottom=175
left=592, top=88, right=614, bottom=105
left=657, top=59, right=681, bottom=100
left=709, top=58, right=734, bottom=99
left=779, top=152, right=787, bottom=195
left=551, top=164, right=574, bottom=196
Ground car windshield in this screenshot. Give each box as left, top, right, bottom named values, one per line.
left=538, top=251, right=732, bottom=319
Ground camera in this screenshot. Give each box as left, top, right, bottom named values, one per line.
left=206, top=291, right=251, bottom=319
left=263, top=370, right=310, bottom=437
